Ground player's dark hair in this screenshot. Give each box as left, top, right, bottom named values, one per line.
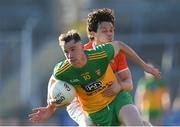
left=59, top=29, right=81, bottom=45
left=87, top=8, right=115, bottom=40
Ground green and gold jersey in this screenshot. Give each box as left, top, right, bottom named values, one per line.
left=53, top=43, right=117, bottom=113
left=138, top=77, right=167, bottom=118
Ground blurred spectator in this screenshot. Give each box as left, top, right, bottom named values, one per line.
left=135, top=64, right=170, bottom=126
left=162, top=93, right=180, bottom=125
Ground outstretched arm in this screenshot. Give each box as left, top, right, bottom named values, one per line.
left=28, top=104, right=56, bottom=123
left=28, top=75, right=57, bottom=123
left=111, top=41, right=161, bottom=79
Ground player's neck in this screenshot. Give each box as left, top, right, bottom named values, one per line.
left=93, top=40, right=104, bottom=46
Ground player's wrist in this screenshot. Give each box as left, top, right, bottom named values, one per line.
left=120, top=81, right=133, bottom=92
left=47, top=104, right=56, bottom=113
left=120, top=83, right=124, bottom=91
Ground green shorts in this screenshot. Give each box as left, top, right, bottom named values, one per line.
left=88, top=91, right=133, bottom=126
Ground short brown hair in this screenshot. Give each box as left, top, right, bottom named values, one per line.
left=59, top=29, right=81, bottom=46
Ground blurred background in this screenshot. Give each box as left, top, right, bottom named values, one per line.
left=0, top=0, right=180, bottom=126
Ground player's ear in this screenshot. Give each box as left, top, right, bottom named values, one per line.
left=88, top=31, right=95, bottom=40
left=90, top=31, right=96, bottom=37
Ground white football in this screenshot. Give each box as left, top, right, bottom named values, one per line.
left=49, top=80, right=76, bottom=107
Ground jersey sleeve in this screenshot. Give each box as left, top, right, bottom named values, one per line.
left=110, top=52, right=128, bottom=72
left=53, top=63, right=59, bottom=79
left=95, top=43, right=114, bottom=62
left=53, top=60, right=71, bottom=81
left=53, top=62, right=63, bottom=79
left=116, top=51, right=128, bottom=72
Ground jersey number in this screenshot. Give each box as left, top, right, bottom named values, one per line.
left=82, top=74, right=91, bottom=80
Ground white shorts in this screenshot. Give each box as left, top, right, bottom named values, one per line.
left=66, top=97, right=94, bottom=126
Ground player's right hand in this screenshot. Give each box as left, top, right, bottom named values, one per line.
left=28, top=105, right=55, bottom=123
left=144, top=64, right=161, bottom=79
left=102, top=81, right=122, bottom=97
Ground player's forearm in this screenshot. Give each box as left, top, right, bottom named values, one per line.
left=120, top=79, right=133, bottom=92
left=117, top=69, right=133, bottom=92
left=118, top=42, right=146, bottom=69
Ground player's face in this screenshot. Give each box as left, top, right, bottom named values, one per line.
left=94, top=22, right=114, bottom=44
left=63, top=40, right=85, bottom=66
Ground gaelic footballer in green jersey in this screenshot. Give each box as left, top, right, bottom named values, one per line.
left=54, top=43, right=118, bottom=113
